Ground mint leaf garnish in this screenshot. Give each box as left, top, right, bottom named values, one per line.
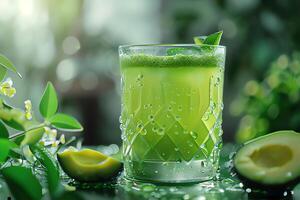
left=194, top=31, right=223, bottom=45
left=193, top=36, right=206, bottom=45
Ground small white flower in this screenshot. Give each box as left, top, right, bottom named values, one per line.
left=59, top=134, right=65, bottom=144
left=43, top=127, right=58, bottom=146
left=0, top=78, right=16, bottom=97
left=52, top=140, right=59, bottom=147
left=44, top=127, right=51, bottom=134
left=24, top=100, right=32, bottom=120
left=50, top=129, right=57, bottom=139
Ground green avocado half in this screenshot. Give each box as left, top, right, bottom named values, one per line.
left=234, top=130, right=300, bottom=190
left=57, top=148, right=122, bottom=182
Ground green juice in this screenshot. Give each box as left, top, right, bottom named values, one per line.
left=120, top=49, right=225, bottom=182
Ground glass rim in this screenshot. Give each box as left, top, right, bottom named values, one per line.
left=119, top=43, right=226, bottom=50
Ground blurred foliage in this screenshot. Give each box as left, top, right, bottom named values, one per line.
left=231, top=53, right=300, bottom=143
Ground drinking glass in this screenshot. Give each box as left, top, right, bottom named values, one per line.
left=119, top=44, right=226, bottom=183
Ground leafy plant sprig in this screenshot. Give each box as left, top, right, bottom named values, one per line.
left=0, top=54, right=84, bottom=199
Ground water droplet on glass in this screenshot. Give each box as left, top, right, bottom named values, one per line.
left=141, top=129, right=147, bottom=135
left=190, top=131, right=198, bottom=139
left=152, top=127, right=158, bottom=132
left=203, top=113, right=209, bottom=121
left=178, top=106, right=183, bottom=111
left=148, top=115, right=154, bottom=121
left=174, top=147, right=179, bottom=151
left=154, top=170, right=158, bottom=174
left=137, top=123, right=143, bottom=129
left=246, top=188, right=252, bottom=193
left=138, top=74, right=144, bottom=79
left=175, top=116, right=181, bottom=121
left=239, top=183, right=244, bottom=188
left=283, top=191, right=288, bottom=196
left=220, top=103, right=224, bottom=110
left=121, top=133, right=126, bottom=140
left=157, top=128, right=164, bottom=135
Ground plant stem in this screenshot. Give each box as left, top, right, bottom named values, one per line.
left=9, top=123, right=46, bottom=140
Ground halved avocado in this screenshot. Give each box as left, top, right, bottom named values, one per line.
left=234, top=130, right=300, bottom=190
left=57, top=148, right=122, bottom=182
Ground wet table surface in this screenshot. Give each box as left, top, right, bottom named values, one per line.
left=0, top=144, right=299, bottom=200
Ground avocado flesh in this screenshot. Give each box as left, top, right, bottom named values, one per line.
left=57, top=149, right=122, bottom=182
left=234, top=130, right=300, bottom=187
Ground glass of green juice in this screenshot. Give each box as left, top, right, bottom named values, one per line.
left=119, top=44, right=226, bottom=183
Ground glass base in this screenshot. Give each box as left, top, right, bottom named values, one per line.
left=124, top=159, right=218, bottom=183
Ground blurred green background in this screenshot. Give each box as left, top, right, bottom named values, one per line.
left=1, top=0, right=299, bottom=145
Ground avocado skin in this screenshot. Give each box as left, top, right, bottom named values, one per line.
left=233, top=166, right=300, bottom=194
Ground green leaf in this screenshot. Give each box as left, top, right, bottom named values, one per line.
left=49, top=113, right=83, bottom=132
left=194, top=31, right=223, bottom=45
left=1, top=166, right=42, bottom=200
left=0, top=106, right=26, bottom=131
left=0, top=65, right=7, bottom=81
left=8, top=148, right=23, bottom=159
left=2, top=118, right=25, bottom=131
left=20, top=126, right=45, bottom=146
left=30, top=144, right=62, bottom=198
left=0, top=139, right=16, bottom=163
left=0, top=54, right=22, bottom=78
left=39, top=82, right=58, bottom=118
left=10, top=134, right=25, bottom=145
left=1, top=100, right=14, bottom=109
left=0, top=120, right=9, bottom=138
